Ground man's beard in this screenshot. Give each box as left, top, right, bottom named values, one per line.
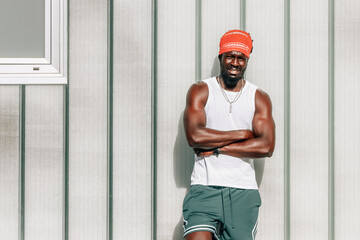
left=220, top=71, right=243, bottom=90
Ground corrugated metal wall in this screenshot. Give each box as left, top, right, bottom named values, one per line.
left=0, top=0, right=359, bottom=239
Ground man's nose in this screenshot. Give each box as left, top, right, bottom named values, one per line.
left=231, top=57, right=240, bottom=66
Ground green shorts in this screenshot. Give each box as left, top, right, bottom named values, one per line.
left=182, top=185, right=261, bottom=240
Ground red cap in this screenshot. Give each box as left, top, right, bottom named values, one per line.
left=219, top=30, right=252, bottom=58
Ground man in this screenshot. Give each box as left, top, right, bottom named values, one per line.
left=182, top=30, right=275, bottom=240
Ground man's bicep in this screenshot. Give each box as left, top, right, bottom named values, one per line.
left=183, top=83, right=208, bottom=128
left=252, top=116, right=275, bottom=140
left=183, top=83, right=208, bottom=145
left=184, top=105, right=206, bottom=130
left=253, top=90, right=275, bottom=138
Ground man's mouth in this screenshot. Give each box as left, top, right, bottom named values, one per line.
left=228, top=68, right=240, bottom=75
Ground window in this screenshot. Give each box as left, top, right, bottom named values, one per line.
left=0, top=0, right=67, bottom=84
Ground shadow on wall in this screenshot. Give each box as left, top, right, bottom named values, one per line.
left=173, top=112, right=194, bottom=190
left=211, top=56, right=221, bottom=78
left=173, top=112, right=194, bottom=240
left=254, top=159, right=265, bottom=187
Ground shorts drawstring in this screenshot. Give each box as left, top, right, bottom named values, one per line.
left=221, top=188, right=226, bottom=230
left=221, top=187, right=234, bottom=229
left=228, top=188, right=234, bottom=229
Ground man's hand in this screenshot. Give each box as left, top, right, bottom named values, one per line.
left=193, top=148, right=215, bottom=157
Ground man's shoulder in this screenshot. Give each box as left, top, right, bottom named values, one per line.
left=190, top=81, right=207, bottom=91
left=255, top=88, right=271, bottom=100
left=244, top=80, right=269, bottom=99
left=187, top=81, right=208, bottom=100
left=254, top=88, right=272, bottom=111
left=188, top=77, right=215, bottom=94
left=186, top=81, right=209, bottom=107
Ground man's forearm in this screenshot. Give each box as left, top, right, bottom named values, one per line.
left=218, top=137, right=274, bottom=158
left=188, top=128, right=254, bottom=149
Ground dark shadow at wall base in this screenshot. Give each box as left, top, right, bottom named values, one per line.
left=173, top=112, right=193, bottom=240
left=173, top=217, right=185, bottom=240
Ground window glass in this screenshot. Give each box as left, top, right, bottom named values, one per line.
left=0, top=0, right=45, bottom=58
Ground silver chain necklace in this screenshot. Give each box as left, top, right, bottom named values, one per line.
left=216, top=76, right=244, bottom=113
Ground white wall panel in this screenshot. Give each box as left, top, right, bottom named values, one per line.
left=246, top=1, right=285, bottom=239
left=69, top=0, right=108, bottom=239
left=0, top=87, right=19, bottom=240
left=156, top=1, right=196, bottom=239
left=290, top=1, right=329, bottom=239
left=25, top=86, right=63, bottom=240
left=334, top=1, right=360, bottom=238
left=201, top=0, right=241, bottom=79
left=113, top=1, right=152, bottom=239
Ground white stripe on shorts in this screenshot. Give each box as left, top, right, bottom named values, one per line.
left=184, top=224, right=220, bottom=240
left=252, top=220, right=258, bottom=240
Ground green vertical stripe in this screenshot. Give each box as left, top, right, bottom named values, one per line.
left=107, top=0, right=114, bottom=240
left=196, top=0, right=202, bottom=82
left=328, top=0, right=335, bottom=239
left=151, top=0, right=157, bottom=239
left=284, top=0, right=291, bottom=239
left=240, top=0, right=246, bottom=30
left=63, top=85, right=69, bottom=240
left=19, top=85, right=26, bottom=240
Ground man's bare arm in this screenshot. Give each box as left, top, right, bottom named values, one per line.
left=216, top=90, right=275, bottom=158
left=183, top=82, right=254, bottom=149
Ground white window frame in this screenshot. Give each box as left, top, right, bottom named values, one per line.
left=0, top=0, right=67, bottom=84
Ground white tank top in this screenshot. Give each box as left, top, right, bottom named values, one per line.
left=190, top=77, right=259, bottom=189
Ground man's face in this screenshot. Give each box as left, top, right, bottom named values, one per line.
left=219, top=51, right=248, bottom=88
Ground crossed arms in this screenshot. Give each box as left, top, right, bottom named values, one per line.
left=183, top=82, right=275, bottom=158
